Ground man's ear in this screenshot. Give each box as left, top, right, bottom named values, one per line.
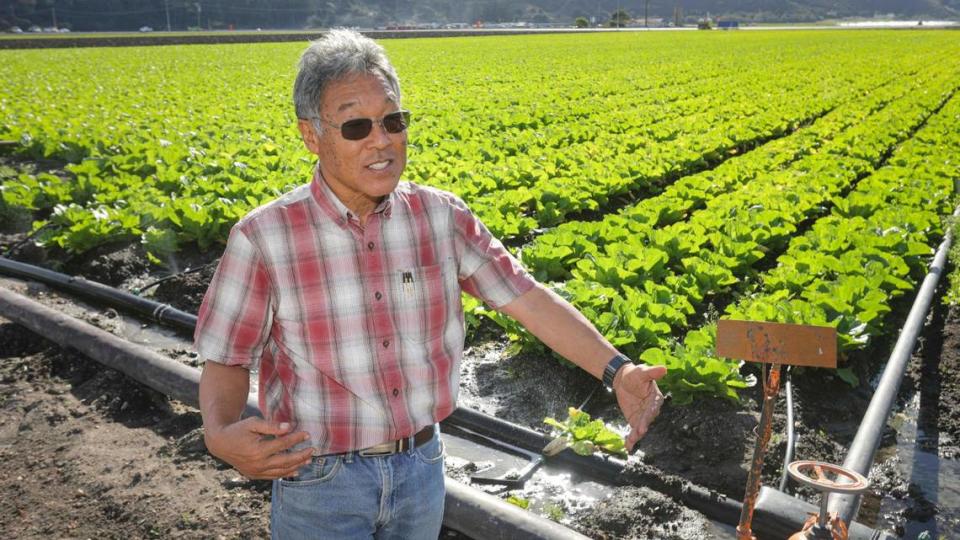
left=297, top=119, right=322, bottom=155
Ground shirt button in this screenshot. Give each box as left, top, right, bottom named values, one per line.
left=383, top=340, right=390, bottom=348
left=367, top=242, right=375, bottom=250
left=392, top=388, right=399, bottom=397
left=375, top=291, right=382, bottom=301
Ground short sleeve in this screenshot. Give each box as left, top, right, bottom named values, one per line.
left=194, top=224, right=274, bottom=367
left=451, top=196, right=537, bottom=308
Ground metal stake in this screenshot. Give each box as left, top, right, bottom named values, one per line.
left=737, top=363, right=782, bottom=540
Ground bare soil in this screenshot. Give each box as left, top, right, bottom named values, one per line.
left=0, top=321, right=274, bottom=539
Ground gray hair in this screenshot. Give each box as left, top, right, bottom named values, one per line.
left=293, top=29, right=402, bottom=123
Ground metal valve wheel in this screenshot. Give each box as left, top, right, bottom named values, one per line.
left=786, top=461, right=869, bottom=540
left=787, top=460, right=870, bottom=494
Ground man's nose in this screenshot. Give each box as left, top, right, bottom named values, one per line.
left=368, top=119, right=393, bottom=148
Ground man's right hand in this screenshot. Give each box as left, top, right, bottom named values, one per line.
left=204, top=418, right=314, bottom=480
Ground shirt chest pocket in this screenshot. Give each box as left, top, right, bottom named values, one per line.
left=390, top=259, right=457, bottom=344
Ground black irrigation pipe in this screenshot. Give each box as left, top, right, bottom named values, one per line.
left=0, top=285, right=205, bottom=413
left=451, top=407, right=884, bottom=539
left=0, top=255, right=906, bottom=538
left=778, top=367, right=797, bottom=493
left=130, top=261, right=217, bottom=296
left=1, top=223, right=52, bottom=258
left=0, top=256, right=198, bottom=332
left=0, top=286, right=587, bottom=540
left=448, top=406, right=749, bottom=524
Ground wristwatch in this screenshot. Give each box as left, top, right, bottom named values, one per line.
left=602, top=354, right=630, bottom=391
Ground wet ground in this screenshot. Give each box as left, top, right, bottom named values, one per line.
left=866, top=300, right=960, bottom=537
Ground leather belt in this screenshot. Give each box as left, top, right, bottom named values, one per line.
left=357, top=425, right=435, bottom=457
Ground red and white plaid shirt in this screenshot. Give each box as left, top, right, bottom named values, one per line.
left=195, top=170, right=535, bottom=455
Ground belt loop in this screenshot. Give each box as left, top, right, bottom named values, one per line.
left=407, top=433, right=416, bottom=453
left=344, top=451, right=354, bottom=464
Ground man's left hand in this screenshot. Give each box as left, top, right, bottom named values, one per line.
left=613, top=363, right=668, bottom=451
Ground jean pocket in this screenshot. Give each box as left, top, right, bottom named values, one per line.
left=414, top=437, right=445, bottom=465
left=278, top=455, right=343, bottom=488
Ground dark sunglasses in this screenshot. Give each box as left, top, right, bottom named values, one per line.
left=317, top=110, right=411, bottom=141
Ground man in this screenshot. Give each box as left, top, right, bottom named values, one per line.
left=196, top=29, right=666, bottom=539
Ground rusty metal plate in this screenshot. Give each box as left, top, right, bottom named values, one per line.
left=716, top=320, right=837, bottom=368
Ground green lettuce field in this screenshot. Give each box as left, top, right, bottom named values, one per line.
left=2, top=30, right=959, bottom=404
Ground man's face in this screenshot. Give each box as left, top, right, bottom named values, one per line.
left=298, top=72, right=407, bottom=212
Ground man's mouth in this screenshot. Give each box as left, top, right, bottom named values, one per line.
left=367, top=160, right=391, bottom=171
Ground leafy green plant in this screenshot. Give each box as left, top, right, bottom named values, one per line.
left=544, top=407, right=628, bottom=458
left=944, top=218, right=960, bottom=307
left=506, top=496, right=530, bottom=509
left=141, top=226, right=179, bottom=266
left=543, top=502, right=566, bottom=522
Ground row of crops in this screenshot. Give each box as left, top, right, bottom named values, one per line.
left=2, top=30, right=959, bottom=404
left=508, top=60, right=960, bottom=401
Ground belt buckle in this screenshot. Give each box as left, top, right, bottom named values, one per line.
left=357, top=427, right=430, bottom=457
left=358, top=441, right=398, bottom=457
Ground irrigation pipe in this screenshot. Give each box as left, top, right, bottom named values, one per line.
left=449, top=406, right=745, bottom=524
left=2, top=223, right=52, bottom=258
left=0, top=286, right=205, bottom=410
left=443, top=477, right=591, bottom=539
left=778, top=367, right=796, bottom=493
left=0, top=286, right=588, bottom=540
left=0, top=256, right=198, bottom=331
left=452, top=404, right=895, bottom=539
left=753, top=486, right=892, bottom=540
left=828, top=214, right=957, bottom=527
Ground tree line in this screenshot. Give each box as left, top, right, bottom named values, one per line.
left=3, top=0, right=587, bottom=31
left=2, top=0, right=955, bottom=32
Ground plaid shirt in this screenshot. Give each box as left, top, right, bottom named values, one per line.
left=195, top=170, right=535, bottom=455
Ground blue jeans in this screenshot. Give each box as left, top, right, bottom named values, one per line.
left=271, top=427, right=445, bottom=540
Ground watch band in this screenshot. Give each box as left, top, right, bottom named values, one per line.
left=602, top=354, right=630, bottom=391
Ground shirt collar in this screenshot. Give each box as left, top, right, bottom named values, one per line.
left=309, top=166, right=394, bottom=226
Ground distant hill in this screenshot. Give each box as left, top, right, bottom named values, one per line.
left=617, top=0, right=960, bottom=22
left=502, top=0, right=958, bottom=24
left=2, top=0, right=957, bottom=32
